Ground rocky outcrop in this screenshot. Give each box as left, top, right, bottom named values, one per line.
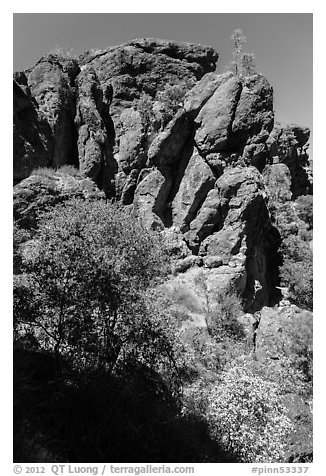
left=194, top=74, right=273, bottom=157
left=13, top=37, right=312, bottom=310
left=147, top=109, right=192, bottom=167
left=75, top=67, right=117, bottom=194
left=171, top=150, right=216, bottom=232
left=14, top=39, right=218, bottom=184
left=265, top=122, right=312, bottom=198
left=118, top=108, right=147, bottom=173
left=78, top=39, right=218, bottom=181
left=187, top=167, right=280, bottom=310
left=13, top=77, right=53, bottom=182
left=13, top=169, right=104, bottom=229
left=184, top=71, right=233, bottom=119
left=263, top=163, right=292, bottom=203
left=194, top=76, right=242, bottom=154
left=132, top=168, right=173, bottom=231
left=79, top=38, right=217, bottom=103
left=231, top=75, right=274, bottom=148
left=184, top=167, right=264, bottom=254
left=131, top=70, right=285, bottom=309
left=26, top=55, right=78, bottom=169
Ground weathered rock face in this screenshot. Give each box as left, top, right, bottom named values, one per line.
left=171, top=150, right=216, bottom=232
left=130, top=71, right=289, bottom=309
left=78, top=40, right=218, bottom=175
left=265, top=122, right=312, bottom=197
left=183, top=166, right=279, bottom=310
left=147, top=109, right=192, bottom=167
left=263, top=163, right=293, bottom=203
left=13, top=77, right=53, bottom=182
left=184, top=71, right=233, bottom=119
left=13, top=169, right=104, bottom=229
left=194, top=74, right=273, bottom=157
left=13, top=37, right=312, bottom=310
left=132, top=168, right=173, bottom=231
left=26, top=55, right=78, bottom=169
left=14, top=39, right=218, bottom=187
left=231, top=74, right=274, bottom=147
left=194, top=76, right=242, bottom=154
left=79, top=38, right=217, bottom=102
left=118, top=108, right=147, bottom=173
left=75, top=67, right=117, bottom=194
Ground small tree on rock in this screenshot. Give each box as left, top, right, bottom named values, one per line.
left=231, top=29, right=247, bottom=76
left=241, top=53, right=257, bottom=77
left=230, top=29, right=257, bottom=77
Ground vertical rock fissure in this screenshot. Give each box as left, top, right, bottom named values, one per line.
left=156, top=137, right=195, bottom=228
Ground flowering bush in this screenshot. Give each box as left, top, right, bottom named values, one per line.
left=206, top=365, right=293, bottom=462
left=183, top=363, right=293, bottom=463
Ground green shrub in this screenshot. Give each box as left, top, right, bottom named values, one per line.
left=13, top=221, right=31, bottom=273
left=32, top=165, right=80, bottom=178
left=206, top=290, right=245, bottom=342
left=48, top=46, right=77, bottom=60
left=282, top=311, right=313, bottom=382
left=240, top=53, right=257, bottom=77
left=280, top=235, right=313, bottom=310
left=32, top=167, right=57, bottom=178
left=156, top=81, right=194, bottom=123
left=136, top=93, right=155, bottom=125
left=194, top=272, right=245, bottom=341
left=56, top=165, right=81, bottom=177
left=295, top=195, right=313, bottom=230
left=13, top=198, right=177, bottom=377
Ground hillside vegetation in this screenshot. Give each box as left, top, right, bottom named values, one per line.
left=13, top=35, right=312, bottom=463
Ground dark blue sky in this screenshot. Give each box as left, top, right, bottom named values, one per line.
left=13, top=13, right=313, bottom=151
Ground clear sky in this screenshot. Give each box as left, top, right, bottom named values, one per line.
left=13, top=12, right=313, bottom=151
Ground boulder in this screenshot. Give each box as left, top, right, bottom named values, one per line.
left=184, top=71, right=233, bottom=119
left=204, top=265, right=248, bottom=297
left=200, top=224, right=246, bottom=261
left=147, top=109, right=192, bottom=167
left=183, top=188, right=224, bottom=253
left=231, top=74, right=274, bottom=148
left=266, top=122, right=312, bottom=198
left=132, top=168, right=173, bottom=230
left=203, top=255, right=223, bottom=268
left=173, top=255, right=203, bottom=274
left=118, top=107, right=147, bottom=172
left=194, top=76, right=242, bottom=154
left=205, top=152, right=241, bottom=175
left=82, top=39, right=218, bottom=95
left=161, top=226, right=191, bottom=259
left=242, top=143, right=268, bottom=171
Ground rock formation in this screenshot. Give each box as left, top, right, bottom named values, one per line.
left=13, top=75, right=53, bottom=182
left=13, top=168, right=104, bottom=229
left=13, top=38, right=312, bottom=311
